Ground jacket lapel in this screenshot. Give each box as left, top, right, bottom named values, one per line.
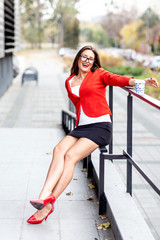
left=66, top=70, right=93, bottom=98
left=79, top=70, right=93, bottom=91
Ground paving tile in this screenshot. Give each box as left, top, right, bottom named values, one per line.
left=22, top=219, right=60, bottom=240
left=58, top=200, right=93, bottom=220
left=0, top=219, right=22, bottom=240
left=59, top=219, right=99, bottom=240
left=0, top=201, right=25, bottom=219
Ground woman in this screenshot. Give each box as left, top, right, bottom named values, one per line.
left=27, top=46, right=159, bottom=224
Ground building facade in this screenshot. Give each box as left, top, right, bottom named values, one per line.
left=0, top=0, right=20, bottom=98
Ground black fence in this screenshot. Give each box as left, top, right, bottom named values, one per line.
left=62, top=86, right=160, bottom=215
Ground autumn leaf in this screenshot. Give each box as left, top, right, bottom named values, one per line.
left=46, top=152, right=51, bottom=155
left=87, top=196, right=94, bottom=200
left=102, top=222, right=111, bottom=229
left=81, top=168, right=87, bottom=172
left=97, top=222, right=111, bottom=230
left=66, top=192, right=72, bottom=196
left=100, top=215, right=107, bottom=220
left=88, top=184, right=95, bottom=189
left=97, top=224, right=103, bottom=230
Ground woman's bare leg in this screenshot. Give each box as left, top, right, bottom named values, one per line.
left=52, top=137, right=98, bottom=199
left=39, top=135, right=78, bottom=199
left=33, top=138, right=98, bottom=220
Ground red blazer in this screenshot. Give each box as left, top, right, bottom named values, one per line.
left=65, top=68, right=131, bottom=126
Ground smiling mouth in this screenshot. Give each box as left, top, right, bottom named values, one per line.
left=82, top=63, right=89, bottom=68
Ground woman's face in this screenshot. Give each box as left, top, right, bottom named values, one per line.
left=78, top=50, right=95, bottom=74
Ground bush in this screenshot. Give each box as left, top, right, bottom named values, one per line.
left=103, top=65, right=144, bottom=76
left=100, top=53, right=123, bottom=67
left=104, top=66, right=126, bottom=75
left=130, top=67, right=144, bottom=76
left=100, top=53, right=144, bottom=76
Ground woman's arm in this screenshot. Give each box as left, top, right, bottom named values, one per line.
left=129, top=77, right=159, bottom=88
left=99, top=68, right=159, bottom=88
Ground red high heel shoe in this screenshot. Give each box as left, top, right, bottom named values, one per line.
left=30, top=193, right=55, bottom=210
left=27, top=208, right=53, bottom=224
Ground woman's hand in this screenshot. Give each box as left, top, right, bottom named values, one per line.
left=144, top=78, right=159, bottom=88
left=129, top=77, right=159, bottom=88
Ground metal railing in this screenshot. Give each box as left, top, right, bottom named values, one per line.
left=61, top=86, right=160, bottom=215
left=62, top=109, right=76, bottom=134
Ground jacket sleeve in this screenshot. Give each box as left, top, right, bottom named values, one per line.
left=99, top=68, right=131, bottom=87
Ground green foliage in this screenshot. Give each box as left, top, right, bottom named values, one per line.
left=20, top=0, right=47, bottom=48
left=20, top=0, right=80, bottom=48
left=130, top=67, right=144, bottom=76
left=94, top=7, right=160, bottom=50
left=81, top=27, right=93, bottom=42
left=64, top=17, right=80, bottom=48
left=53, top=0, right=80, bottom=48
left=103, top=65, right=144, bottom=76
left=141, top=8, right=160, bottom=28
left=80, top=25, right=108, bottom=47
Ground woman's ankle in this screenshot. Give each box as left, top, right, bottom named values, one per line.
left=39, top=190, right=53, bottom=200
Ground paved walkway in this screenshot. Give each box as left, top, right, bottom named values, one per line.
left=0, top=50, right=115, bottom=240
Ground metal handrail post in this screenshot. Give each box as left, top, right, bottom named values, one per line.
left=99, top=152, right=106, bottom=215
left=69, top=100, right=71, bottom=111
left=109, top=86, right=113, bottom=154
left=83, top=157, right=87, bottom=169
left=69, top=115, right=72, bottom=131
left=62, top=111, right=64, bottom=128
left=127, top=93, right=133, bottom=195
left=87, top=154, right=93, bottom=178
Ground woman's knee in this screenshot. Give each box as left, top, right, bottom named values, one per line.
left=64, top=150, right=76, bottom=165
left=53, top=144, right=64, bottom=156
left=53, top=136, right=77, bottom=156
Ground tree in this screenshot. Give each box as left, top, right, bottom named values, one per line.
left=140, top=8, right=160, bottom=54
left=141, top=8, right=160, bottom=28
left=53, top=0, right=80, bottom=48
left=20, top=0, right=48, bottom=48
left=101, top=9, right=137, bottom=47
left=80, top=23, right=108, bottom=47
left=120, top=19, right=146, bottom=51
left=20, top=0, right=57, bottom=48
left=43, top=19, right=58, bottom=46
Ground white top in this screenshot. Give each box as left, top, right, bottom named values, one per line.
left=69, top=77, right=111, bottom=126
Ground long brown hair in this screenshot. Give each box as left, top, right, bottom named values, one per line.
left=70, top=46, right=101, bottom=75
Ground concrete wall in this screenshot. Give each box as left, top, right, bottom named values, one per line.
left=0, top=55, right=13, bottom=98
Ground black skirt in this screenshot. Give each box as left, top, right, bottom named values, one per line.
left=68, top=122, right=112, bottom=146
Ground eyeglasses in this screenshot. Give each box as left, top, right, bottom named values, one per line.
left=80, top=55, right=95, bottom=64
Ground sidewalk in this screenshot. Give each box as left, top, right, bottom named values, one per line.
left=0, top=50, right=115, bottom=240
